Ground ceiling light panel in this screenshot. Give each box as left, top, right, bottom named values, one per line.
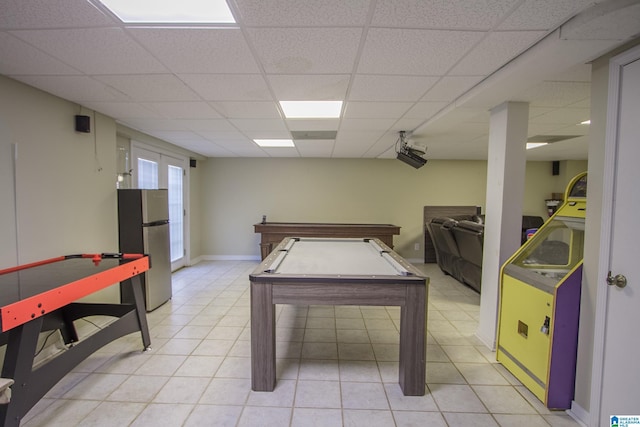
left=97, top=0, right=235, bottom=24
left=280, top=101, right=343, bottom=119
left=526, top=142, right=548, bottom=150
left=254, top=139, right=295, bottom=147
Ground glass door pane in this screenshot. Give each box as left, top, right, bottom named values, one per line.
left=138, top=158, right=158, bottom=189
left=167, top=164, right=184, bottom=264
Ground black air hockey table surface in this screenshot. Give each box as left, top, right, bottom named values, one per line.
left=0, top=253, right=151, bottom=426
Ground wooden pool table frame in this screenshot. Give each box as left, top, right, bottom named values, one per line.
left=249, top=237, right=428, bottom=396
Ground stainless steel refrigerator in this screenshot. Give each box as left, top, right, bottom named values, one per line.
left=118, top=189, right=172, bottom=311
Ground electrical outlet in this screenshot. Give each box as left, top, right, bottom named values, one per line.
left=414, top=243, right=420, bottom=251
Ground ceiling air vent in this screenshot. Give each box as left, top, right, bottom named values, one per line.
left=290, top=131, right=338, bottom=140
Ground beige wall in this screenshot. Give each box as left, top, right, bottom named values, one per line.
left=197, top=157, right=585, bottom=260
left=0, top=76, right=120, bottom=301
left=0, top=76, right=119, bottom=265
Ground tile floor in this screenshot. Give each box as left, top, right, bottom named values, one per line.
left=22, top=261, right=581, bottom=426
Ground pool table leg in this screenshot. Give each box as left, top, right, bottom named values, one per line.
left=398, top=284, right=427, bottom=396
left=251, top=282, right=276, bottom=391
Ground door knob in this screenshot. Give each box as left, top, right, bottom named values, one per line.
left=606, top=271, right=627, bottom=288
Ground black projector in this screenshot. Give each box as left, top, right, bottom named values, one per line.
left=397, top=148, right=427, bottom=169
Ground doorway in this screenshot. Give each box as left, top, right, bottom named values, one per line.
left=590, top=45, right=640, bottom=426
left=131, top=143, right=188, bottom=271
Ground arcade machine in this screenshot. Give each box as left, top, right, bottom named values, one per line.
left=496, top=172, right=587, bottom=409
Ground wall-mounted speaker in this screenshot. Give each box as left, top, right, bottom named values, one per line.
left=190, top=159, right=197, bottom=168
left=552, top=160, right=560, bottom=176
left=75, top=115, right=91, bottom=133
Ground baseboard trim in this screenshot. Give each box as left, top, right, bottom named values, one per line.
left=568, top=400, right=589, bottom=427
left=199, top=255, right=261, bottom=261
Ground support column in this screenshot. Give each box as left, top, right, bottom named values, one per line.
left=476, top=101, right=529, bottom=349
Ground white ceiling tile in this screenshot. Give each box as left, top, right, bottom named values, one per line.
left=94, top=75, right=200, bottom=102
left=247, top=28, right=362, bottom=74
left=267, top=75, right=349, bottom=101
left=0, top=0, right=115, bottom=29
left=332, top=130, right=386, bottom=157
left=551, top=64, right=592, bottom=82
left=175, top=140, right=232, bottom=157
left=0, top=0, right=612, bottom=161
left=195, top=130, right=250, bottom=140
left=403, top=102, right=448, bottom=119
left=182, top=121, right=238, bottom=132
left=340, top=118, right=397, bottom=131
left=394, top=117, right=432, bottom=132
left=212, top=102, right=281, bottom=119
left=343, top=102, right=413, bottom=119
left=119, top=118, right=189, bottom=132
left=371, top=0, right=519, bottom=30
left=179, top=74, right=272, bottom=101
left=358, top=28, right=484, bottom=75
left=146, top=130, right=205, bottom=142
left=528, top=122, right=569, bottom=135
left=349, top=75, right=439, bottom=102
left=499, top=0, right=603, bottom=31
left=560, top=1, right=640, bottom=41
left=0, top=32, right=80, bottom=75
left=529, top=107, right=556, bottom=118
left=82, top=102, right=161, bottom=119
left=449, top=31, right=547, bottom=76
left=294, top=139, right=335, bottom=157
left=230, top=119, right=289, bottom=133
left=529, top=107, right=590, bottom=125
left=517, top=81, right=591, bottom=107
left=525, top=137, right=588, bottom=161
left=9, top=28, right=168, bottom=74
left=128, top=28, right=261, bottom=74
left=235, top=0, right=371, bottom=26
left=142, top=102, right=222, bottom=119
left=422, top=76, right=484, bottom=102
left=426, top=141, right=488, bottom=160
left=364, top=135, right=403, bottom=158
left=263, top=147, right=300, bottom=157
left=567, top=98, right=590, bottom=109
left=12, top=75, right=128, bottom=102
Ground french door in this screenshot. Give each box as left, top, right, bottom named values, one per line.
left=131, top=144, right=187, bottom=271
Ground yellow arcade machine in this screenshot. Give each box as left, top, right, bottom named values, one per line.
left=497, top=172, right=587, bottom=409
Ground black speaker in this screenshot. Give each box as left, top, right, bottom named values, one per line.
left=75, top=115, right=90, bottom=133
left=190, top=159, right=197, bottom=168
left=552, top=160, right=560, bottom=176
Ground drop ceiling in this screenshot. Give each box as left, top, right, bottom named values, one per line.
left=1, top=0, right=639, bottom=160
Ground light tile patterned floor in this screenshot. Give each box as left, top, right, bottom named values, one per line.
left=22, top=261, right=581, bottom=427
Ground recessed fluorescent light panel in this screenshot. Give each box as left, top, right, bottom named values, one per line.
left=97, top=0, right=235, bottom=24
left=254, top=139, right=295, bottom=148
left=280, top=101, right=343, bottom=119
left=526, top=142, right=548, bottom=150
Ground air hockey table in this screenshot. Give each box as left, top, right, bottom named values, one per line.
left=249, top=237, right=428, bottom=396
left=0, top=253, right=151, bottom=426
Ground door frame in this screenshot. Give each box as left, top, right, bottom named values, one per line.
left=588, top=44, right=640, bottom=427
left=131, top=141, right=191, bottom=270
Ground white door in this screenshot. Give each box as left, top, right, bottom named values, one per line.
left=595, top=49, right=640, bottom=425
left=131, top=144, right=187, bottom=271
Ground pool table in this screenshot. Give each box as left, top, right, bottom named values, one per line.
left=249, top=237, right=428, bottom=396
